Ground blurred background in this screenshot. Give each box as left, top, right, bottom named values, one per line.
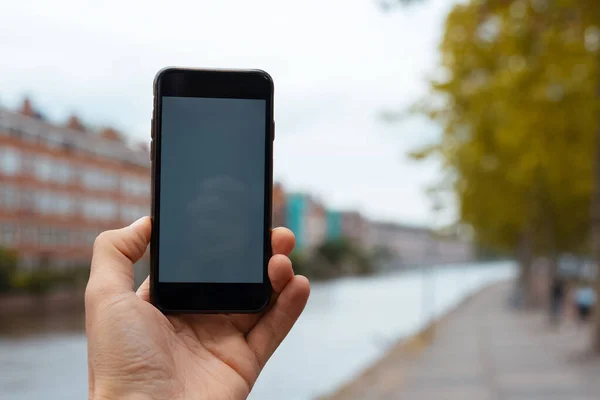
left=1, top=0, right=600, bottom=399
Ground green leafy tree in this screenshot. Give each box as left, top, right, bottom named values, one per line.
left=315, top=239, right=376, bottom=276
left=316, top=239, right=353, bottom=266
left=288, top=239, right=377, bottom=280
left=387, top=0, right=600, bottom=347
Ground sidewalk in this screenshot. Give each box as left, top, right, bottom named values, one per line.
left=327, top=282, right=600, bottom=400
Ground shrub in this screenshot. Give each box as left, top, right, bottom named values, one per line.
left=0, top=247, right=18, bottom=293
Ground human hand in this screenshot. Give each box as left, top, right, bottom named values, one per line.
left=86, top=217, right=310, bottom=400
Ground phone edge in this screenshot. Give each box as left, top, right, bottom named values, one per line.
left=149, top=67, right=275, bottom=314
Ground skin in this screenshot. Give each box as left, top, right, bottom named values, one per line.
left=86, top=217, right=310, bottom=400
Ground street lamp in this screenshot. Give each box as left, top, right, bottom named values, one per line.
left=421, top=194, right=444, bottom=343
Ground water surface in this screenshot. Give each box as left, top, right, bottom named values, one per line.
left=0, top=262, right=515, bottom=400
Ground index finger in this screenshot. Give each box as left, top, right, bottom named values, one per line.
left=86, top=217, right=151, bottom=303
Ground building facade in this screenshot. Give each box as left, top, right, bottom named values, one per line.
left=0, top=100, right=150, bottom=270
left=366, top=221, right=474, bottom=268
left=0, top=99, right=472, bottom=272
left=326, top=210, right=343, bottom=241
left=286, top=193, right=327, bottom=253
left=303, top=198, right=327, bottom=252
left=325, top=210, right=367, bottom=246
left=340, top=211, right=367, bottom=246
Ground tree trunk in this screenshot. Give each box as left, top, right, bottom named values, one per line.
left=517, top=229, right=535, bottom=309
left=591, top=109, right=600, bottom=353
left=590, top=43, right=600, bottom=352
left=547, top=253, right=560, bottom=325
left=544, top=218, right=559, bottom=322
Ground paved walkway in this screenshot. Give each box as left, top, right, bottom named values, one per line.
left=328, top=282, right=600, bottom=400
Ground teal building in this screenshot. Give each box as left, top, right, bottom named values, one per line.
left=326, top=210, right=343, bottom=241
left=286, top=193, right=308, bottom=251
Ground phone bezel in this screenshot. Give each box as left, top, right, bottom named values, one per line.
left=150, top=67, right=274, bottom=313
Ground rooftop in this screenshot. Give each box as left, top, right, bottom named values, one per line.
left=0, top=99, right=149, bottom=168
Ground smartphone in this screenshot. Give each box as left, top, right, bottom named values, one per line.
left=150, top=67, right=274, bottom=313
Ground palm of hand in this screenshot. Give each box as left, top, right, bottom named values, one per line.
left=87, top=219, right=309, bottom=400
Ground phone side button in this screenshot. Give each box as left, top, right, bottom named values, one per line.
left=150, top=139, right=154, bottom=161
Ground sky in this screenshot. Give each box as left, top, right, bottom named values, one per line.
left=0, top=0, right=457, bottom=226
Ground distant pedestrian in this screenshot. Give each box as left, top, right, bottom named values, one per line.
left=549, top=277, right=565, bottom=325
left=574, top=283, right=596, bottom=324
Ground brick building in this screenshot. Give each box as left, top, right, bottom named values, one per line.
left=0, top=99, right=150, bottom=270
left=304, top=198, right=327, bottom=252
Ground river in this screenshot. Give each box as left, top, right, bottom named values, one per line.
left=0, top=261, right=515, bottom=400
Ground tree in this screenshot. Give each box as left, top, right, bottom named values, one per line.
left=288, top=238, right=378, bottom=280
left=391, top=0, right=600, bottom=349
left=314, top=238, right=376, bottom=276
left=388, top=1, right=600, bottom=318
left=591, top=44, right=600, bottom=352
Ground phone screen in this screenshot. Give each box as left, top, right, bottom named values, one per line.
left=157, top=96, right=267, bottom=284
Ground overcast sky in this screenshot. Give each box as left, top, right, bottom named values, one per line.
left=0, top=0, right=457, bottom=226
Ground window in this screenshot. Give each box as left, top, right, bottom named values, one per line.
left=120, top=204, right=147, bottom=223
left=86, top=230, right=99, bottom=245
left=103, top=173, right=118, bottom=190
left=120, top=178, right=128, bottom=193
left=34, top=192, right=51, bottom=214
left=96, top=144, right=111, bottom=158
left=34, top=191, right=74, bottom=216
left=53, top=161, right=72, bottom=184
left=61, top=195, right=71, bottom=215
left=82, top=168, right=118, bottom=191
left=53, top=194, right=68, bottom=215
left=6, top=186, right=17, bottom=209
left=34, top=157, right=53, bottom=181
left=83, top=198, right=117, bottom=221
left=38, top=226, right=71, bottom=246
left=0, top=185, right=18, bottom=210
left=46, top=133, right=64, bottom=149
left=8, top=126, right=22, bottom=137
left=39, top=227, right=52, bottom=246
left=20, top=189, right=35, bottom=212
left=21, top=153, right=36, bottom=175
left=121, top=176, right=150, bottom=197
left=0, top=223, right=16, bottom=246
left=0, top=147, right=21, bottom=176
left=72, top=228, right=87, bottom=246
left=62, top=139, right=76, bottom=153
left=82, top=169, right=95, bottom=188
left=21, top=130, right=38, bottom=144
left=32, top=157, right=72, bottom=184
left=70, top=196, right=82, bottom=214
left=56, top=228, right=71, bottom=246
left=21, top=225, right=38, bottom=246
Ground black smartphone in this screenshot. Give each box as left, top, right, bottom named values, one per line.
left=150, top=67, right=274, bottom=313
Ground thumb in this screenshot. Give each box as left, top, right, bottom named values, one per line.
left=86, top=217, right=152, bottom=301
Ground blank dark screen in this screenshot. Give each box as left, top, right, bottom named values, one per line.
left=158, top=96, right=266, bottom=283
